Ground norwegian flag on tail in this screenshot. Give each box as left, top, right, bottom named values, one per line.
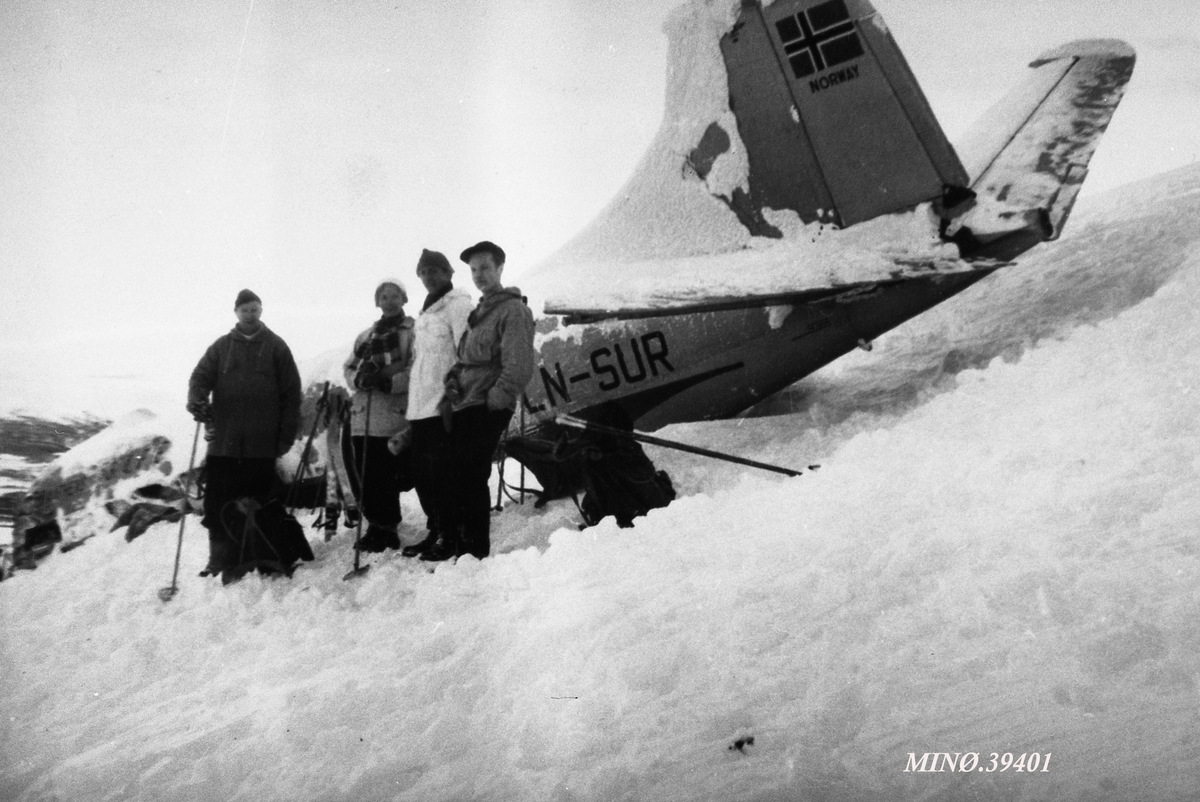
left=774, top=0, right=865, bottom=79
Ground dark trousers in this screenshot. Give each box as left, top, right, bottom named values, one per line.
left=444, top=405, right=512, bottom=559
left=348, top=435, right=412, bottom=528
left=202, top=455, right=278, bottom=569
left=410, top=416, right=454, bottom=534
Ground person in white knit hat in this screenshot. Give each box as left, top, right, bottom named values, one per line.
left=341, top=278, right=415, bottom=552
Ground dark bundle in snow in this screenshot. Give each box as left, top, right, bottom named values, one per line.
left=505, top=405, right=676, bottom=528
left=204, top=496, right=314, bottom=584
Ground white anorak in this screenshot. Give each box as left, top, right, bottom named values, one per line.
left=407, top=286, right=474, bottom=421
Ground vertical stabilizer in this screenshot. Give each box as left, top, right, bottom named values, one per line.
left=721, top=0, right=967, bottom=228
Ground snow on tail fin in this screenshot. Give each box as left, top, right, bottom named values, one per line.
left=539, top=0, right=967, bottom=268
left=946, top=40, right=1136, bottom=255
left=719, top=0, right=968, bottom=229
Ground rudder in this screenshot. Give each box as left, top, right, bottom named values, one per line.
left=720, top=0, right=968, bottom=228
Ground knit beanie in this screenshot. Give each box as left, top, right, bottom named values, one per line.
left=375, top=278, right=408, bottom=304
left=234, top=289, right=261, bottom=308
left=416, top=248, right=453, bottom=275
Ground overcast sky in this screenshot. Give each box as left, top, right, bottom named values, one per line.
left=2, top=0, right=1198, bottom=417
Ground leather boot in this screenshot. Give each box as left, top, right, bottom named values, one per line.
left=418, top=531, right=461, bottom=562
left=200, top=531, right=239, bottom=577
left=401, top=530, right=438, bottom=558
left=359, top=524, right=401, bottom=553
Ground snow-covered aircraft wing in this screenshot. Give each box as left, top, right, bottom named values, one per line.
left=545, top=258, right=1008, bottom=325
left=947, top=40, right=1136, bottom=249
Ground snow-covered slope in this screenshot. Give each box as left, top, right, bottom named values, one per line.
left=2, top=163, right=1199, bottom=801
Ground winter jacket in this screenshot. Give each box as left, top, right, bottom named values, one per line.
left=188, top=325, right=302, bottom=459
left=342, top=313, right=415, bottom=437
left=446, top=286, right=536, bottom=413
left=408, top=286, right=474, bottom=421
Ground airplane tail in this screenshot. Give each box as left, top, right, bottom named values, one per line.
left=542, top=0, right=967, bottom=266
left=536, top=0, right=1133, bottom=302
left=718, top=0, right=967, bottom=230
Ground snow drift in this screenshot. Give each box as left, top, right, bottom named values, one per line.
left=3, top=160, right=1200, bottom=800
left=0, top=0, right=1191, bottom=794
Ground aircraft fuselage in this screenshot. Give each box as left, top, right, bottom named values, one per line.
left=518, top=267, right=998, bottom=433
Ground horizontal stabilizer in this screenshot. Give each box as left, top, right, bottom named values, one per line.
left=949, top=40, right=1135, bottom=249
left=545, top=258, right=1007, bottom=324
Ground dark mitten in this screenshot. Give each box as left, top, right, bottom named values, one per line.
left=187, top=400, right=214, bottom=424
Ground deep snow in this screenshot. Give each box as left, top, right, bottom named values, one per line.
left=3, top=163, right=1200, bottom=801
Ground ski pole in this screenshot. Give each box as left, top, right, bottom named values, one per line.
left=344, top=388, right=372, bottom=580
left=556, top=414, right=812, bottom=477
left=286, top=381, right=330, bottom=513
left=159, top=421, right=202, bottom=602
left=493, top=443, right=505, bottom=512
left=323, top=394, right=348, bottom=541
left=519, top=402, right=526, bottom=506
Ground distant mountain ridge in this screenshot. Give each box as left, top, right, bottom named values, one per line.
left=1, top=413, right=112, bottom=540
left=0, top=412, right=112, bottom=462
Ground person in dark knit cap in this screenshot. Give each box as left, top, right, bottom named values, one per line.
left=398, top=248, right=474, bottom=557
left=187, top=289, right=302, bottom=575
left=234, top=288, right=261, bottom=308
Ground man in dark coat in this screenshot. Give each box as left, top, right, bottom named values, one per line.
left=421, top=241, right=535, bottom=562
left=187, top=289, right=302, bottom=574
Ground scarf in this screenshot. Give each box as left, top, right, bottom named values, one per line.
left=421, top=283, right=452, bottom=312
left=352, top=313, right=408, bottom=372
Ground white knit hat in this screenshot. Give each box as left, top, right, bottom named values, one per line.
left=374, top=278, right=408, bottom=303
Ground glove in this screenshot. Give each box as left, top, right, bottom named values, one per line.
left=387, top=425, right=412, bottom=455
left=443, top=374, right=463, bottom=406
left=187, top=400, right=214, bottom=424
left=437, top=395, right=454, bottom=433
left=355, top=371, right=391, bottom=391
left=353, top=360, right=379, bottom=390
left=485, top=386, right=512, bottom=411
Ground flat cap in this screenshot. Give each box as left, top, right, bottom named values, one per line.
left=459, top=240, right=506, bottom=265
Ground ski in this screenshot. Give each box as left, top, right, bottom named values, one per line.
left=323, top=391, right=360, bottom=537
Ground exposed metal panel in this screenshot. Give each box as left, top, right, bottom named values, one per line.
left=973, top=43, right=1135, bottom=214
left=856, top=12, right=968, bottom=189
left=720, top=2, right=837, bottom=225
left=758, top=0, right=954, bottom=225
left=947, top=41, right=1135, bottom=249
left=954, top=59, right=1074, bottom=186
